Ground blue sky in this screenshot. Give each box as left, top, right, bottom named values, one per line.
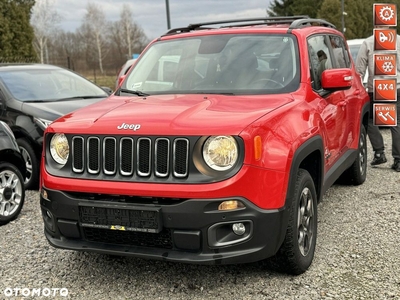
left=52, top=0, right=272, bottom=40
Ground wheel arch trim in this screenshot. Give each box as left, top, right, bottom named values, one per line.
left=286, top=135, right=324, bottom=206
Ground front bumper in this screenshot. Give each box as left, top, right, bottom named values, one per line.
left=40, top=187, right=289, bottom=265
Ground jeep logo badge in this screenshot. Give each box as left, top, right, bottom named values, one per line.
left=117, top=123, right=141, bottom=131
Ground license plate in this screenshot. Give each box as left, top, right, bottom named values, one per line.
left=79, top=204, right=162, bottom=233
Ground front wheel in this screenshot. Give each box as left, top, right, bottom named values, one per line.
left=17, top=138, right=39, bottom=190
left=0, top=162, right=25, bottom=225
left=266, top=169, right=317, bottom=275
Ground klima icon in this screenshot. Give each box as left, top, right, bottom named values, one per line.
left=373, top=53, right=397, bottom=76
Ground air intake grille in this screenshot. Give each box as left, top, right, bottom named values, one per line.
left=71, top=136, right=189, bottom=179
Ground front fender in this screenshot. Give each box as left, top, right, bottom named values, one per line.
left=286, top=135, right=324, bottom=204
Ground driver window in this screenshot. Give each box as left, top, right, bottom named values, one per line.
left=326, top=35, right=351, bottom=69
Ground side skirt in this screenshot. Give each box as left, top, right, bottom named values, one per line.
left=322, top=149, right=357, bottom=194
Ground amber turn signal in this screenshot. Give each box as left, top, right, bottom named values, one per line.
left=218, top=200, right=245, bottom=211
left=254, top=136, right=262, bottom=161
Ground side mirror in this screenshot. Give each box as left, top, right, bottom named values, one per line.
left=118, top=75, right=127, bottom=88
left=321, top=68, right=353, bottom=90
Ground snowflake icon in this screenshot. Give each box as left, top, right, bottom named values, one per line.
left=380, top=6, right=395, bottom=22
left=382, top=61, right=394, bottom=73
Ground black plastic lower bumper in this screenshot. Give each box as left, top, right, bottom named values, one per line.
left=40, top=187, right=289, bottom=265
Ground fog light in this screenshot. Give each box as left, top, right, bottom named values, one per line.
left=232, top=223, right=246, bottom=236
left=46, top=210, right=53, bottom=219
left=41, top=189, right=48, bottom=200
left=218, top=200, right=245, bottom=211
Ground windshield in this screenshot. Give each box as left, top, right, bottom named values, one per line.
left=0, top=68, right=108, bottom=101
left=123, top=34, right=300, bottom=95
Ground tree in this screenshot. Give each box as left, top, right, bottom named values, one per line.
left=0, top=0, right=36, bottom=62
left=268, top=0, right=323, bottom=18
left=267, top=0, right=295, bottom=17
left=291, top=0, right=324, bottom=18
left=337, top=0, right=372, bottom=39
left=120, top=4, right=134, bottom=58
left=49, top=30, right=86, bottom=70
left=80, top=3, right=109, bottom=74
left=317, top=0, right=342, bottom=30
left=31, top=0, right=62, bottom=63
left=108, top=4, right=149, bottom=69
left=267, top=0, right=400, bottom=40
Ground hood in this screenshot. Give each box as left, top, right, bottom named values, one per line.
left=48, top=94, right=294, bottom=135
left=21, top=97, right=107, bottom=122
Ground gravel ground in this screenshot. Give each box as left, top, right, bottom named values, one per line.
left=1, top=129, right=399, bottom=300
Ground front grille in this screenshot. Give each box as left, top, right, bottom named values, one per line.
left=83, top=227, right=173, bottom=249
left=71, top=136, right=189, bottom=179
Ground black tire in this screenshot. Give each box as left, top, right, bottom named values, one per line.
left=338, top=125, right=367, bottom=185
left=17, top=138, right=39, bottom=190
left=0, top=162, right=26, bottom=225
left=266, top=169, right=317, bottom=275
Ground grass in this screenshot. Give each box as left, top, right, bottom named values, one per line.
left=86, top=75, right=116, bottom=91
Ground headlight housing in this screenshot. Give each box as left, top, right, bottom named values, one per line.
left=50, top=133, right=69, bottom=165
left=203, top=136, right=238, bottom=171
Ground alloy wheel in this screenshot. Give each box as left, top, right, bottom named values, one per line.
left=0, top=169, right=24, bottom=218
left=19, top=147, right=33, bottom=184
left=297, top=187, right=315, bottom=257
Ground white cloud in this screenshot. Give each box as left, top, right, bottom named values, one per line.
left=51, top=0, right=272, bottom=39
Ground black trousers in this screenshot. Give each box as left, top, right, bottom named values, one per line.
left=368, top=91, right=400, bottom=159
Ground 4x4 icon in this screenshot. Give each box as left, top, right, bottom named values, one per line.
left=40, top=16, right=369, bottom=274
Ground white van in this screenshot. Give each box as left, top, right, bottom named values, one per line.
left=347, top=39, right=367, bottom=86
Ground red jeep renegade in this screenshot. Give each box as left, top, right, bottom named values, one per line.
left=40, top=16, right=369, bottom=274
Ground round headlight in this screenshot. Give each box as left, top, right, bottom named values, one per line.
left=203, top=136, right=238, bottom=171
left=50, top=133, right=69, bottom=165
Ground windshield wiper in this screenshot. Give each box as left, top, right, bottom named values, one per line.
left=117, top=88, right=149, bottom=97
left=55, top=95, right=107, bottom=101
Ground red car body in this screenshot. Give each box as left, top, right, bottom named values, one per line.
left=40, top=17, right=369, bottom=274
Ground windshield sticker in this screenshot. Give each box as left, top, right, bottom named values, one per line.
left=132, top=82, right=142, bottom=89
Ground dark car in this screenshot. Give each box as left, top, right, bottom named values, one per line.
left=0, top=121, right=26, bottom=225
left=0, top=63, right=111, bottom=189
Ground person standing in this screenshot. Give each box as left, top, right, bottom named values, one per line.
left=355, top=30, right=400, bottom=172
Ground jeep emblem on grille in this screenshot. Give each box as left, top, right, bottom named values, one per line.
left=117, top=123, right=141, bottom=131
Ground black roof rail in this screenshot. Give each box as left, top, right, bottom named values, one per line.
left=164, top=16, right=310, bottom=35
left=163, top=16, right=335, bottom=36
left=289, top=18, right=336, bottom=29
